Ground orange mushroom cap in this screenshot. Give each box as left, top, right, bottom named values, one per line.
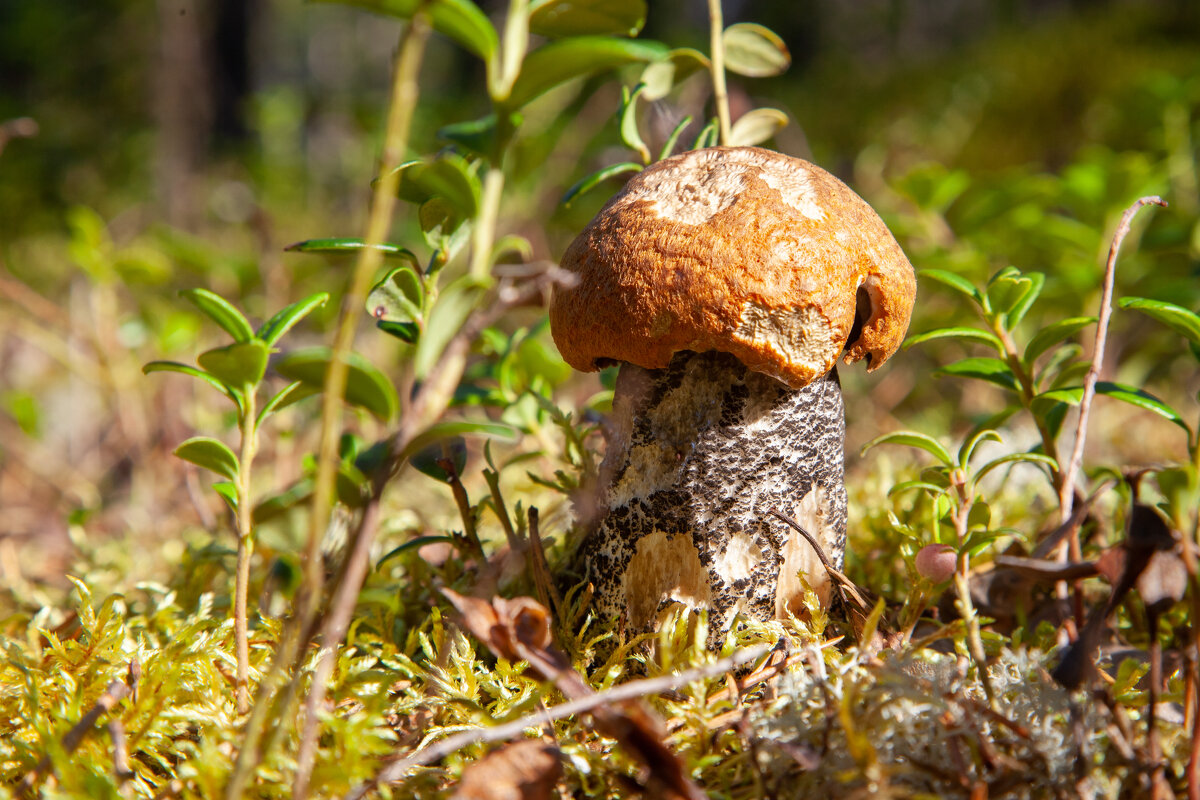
left=550, top=146, right=916, bottom=389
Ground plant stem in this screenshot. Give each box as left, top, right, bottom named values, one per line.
left=234, top=390, right=258, bottom=715
left=707, top=0, right=731, bottom=145
left=469, top=167, right=505, bottom=281
left=227, top=16, right=431, bottom=800
left=1058, top=196, right=1166, bottom=524
left=291, top=15, right=433, bottom=799
left=951, top=483, right=997, bottom=707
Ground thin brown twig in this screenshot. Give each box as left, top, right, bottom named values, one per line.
left=768, top=508, right=872, bottom=612
left=1058, top=196, right=1166, bottom=523
left=527, top=507, right=563, bottom=617
left=343, top=644, right=769, bottom=800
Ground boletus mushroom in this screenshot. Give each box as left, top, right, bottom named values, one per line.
left=550, top=146, right=915, bottom=643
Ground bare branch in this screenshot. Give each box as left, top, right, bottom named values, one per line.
left=344, top=644, right=770, bottom=800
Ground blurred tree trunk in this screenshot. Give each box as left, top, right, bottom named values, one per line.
left=153, top=0, right=212, bottom=230
left=153, top=0, right=255, bottom=230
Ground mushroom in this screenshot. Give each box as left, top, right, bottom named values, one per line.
left=550, top=146, right=915, bottom=643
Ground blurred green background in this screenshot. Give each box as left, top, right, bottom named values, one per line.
left=1, top=0, right=1198, bottom=590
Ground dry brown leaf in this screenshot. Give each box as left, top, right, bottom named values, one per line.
left=451, top=739, right=562, bottom=800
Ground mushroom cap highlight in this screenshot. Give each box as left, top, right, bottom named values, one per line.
left=550, top=146, right=916, bottom=389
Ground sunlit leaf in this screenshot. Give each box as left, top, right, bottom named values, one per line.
left=975, top=452, right=1059, bottom=482
left=935, top=357, right=1018, bottom=391
left=958, top=429, right=1002, bottom=467
left=658, top=115, right=693, bottom=160
left=143, top=360, right=239, bottom=400
left=904, top=327, right=1003, bottom=352
left=212, top=480, right=238, bottom=511
left=529, top=0, right=646, bottom=38
left=1022, top=316, right=1096, bottom=366
left=561, top=162, right=642, bottom=207
left=256, top=292, right=329, bottom=347
left=862, top=431, right=953, bottom=466
left=695, top=123, right=721, bottom=150
left=174, top=436, right=239, bottom=480
left=1037, top=382, right=1190, bottom=432
left=619, top=84, right=650, bottom=163
left=919, top=269, right=983, bottom=304
left=257, top=381, right=315, bottom=425
left=505, top=37, right=668, bottom=109
left=415, top=277, right=488, bottom=378
left=181, top=288, right=254, bottom=343
left=727, top=107, right=788, bottom=147
left=367, top=266, right=425, bottom=342
left=197, top=340, right=270, bottom=389
left=639, top=48, right=708, bottom=101
left=390, top=153, right=481, bottom=222
left=722, top=23, right=790, bottom=77
left=284, top=239, right=420, bottom=268
left=275, top=347, right=400, bottom=421
left=1119, top=296, right=1200, bottom=350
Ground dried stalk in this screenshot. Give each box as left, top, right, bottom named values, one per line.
left=344, top=644, right=769, bottom=799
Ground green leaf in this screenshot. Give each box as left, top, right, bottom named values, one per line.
left=934, top=357, right=1018, bottom=391
left=212, top=481, right=239, bottom=511
left=919, top=269, right=983, bottom=304
left=377, top=535, right=457, bottom=570
left=691, top=117, right=720, bottom=149
left=275, top=347, right=400, bottom=422
left=492, top=234, right=534, bottom=263
left=256, top=292, right=329, bottom=347
left=174, top=436, right=239, bottom=480
left=529, top=0, right=646, bottom=38
left=888, top=480, right=949, bottom=498
left=506, top=37, right=668, bottom=109
left=658, top=115, right=693, bottom=160
left=1023, top=316, right=1096, bottom=366
left=181, top=288, right=254, bottom=343
left=958, top=429, right=1002, bottom=467
left=197, top=340, right=270, bottom=389
left=1007, top=271, right=1044, bottom=327
left=722, top=23, right=790, bottom=77
left=903, top=327, right=1003, bottom=352
left=257, top=381, right=315, bottom=425
left=727, top=107, right=789, bottom=147
left=986, top=269, right=1036, bottom=325
left=316, top=0, right=498, bottom=62
left=561, top=162, right=642, bottom=207
left=639, top=48, right=708, bottom=101
left=619, top=84, right=650, bottom=164
left=391, top=153, right=481, bottom=223
left=415, top=277, right=487, bottom=379
left=367, top=266, right=425, bottom=340
left=143, top=360, right=239, bottom=400
left=398, top=420, right=518, bottom=463
left=1119, top=297, right=1200, bottom=349
left=283, top=239, right=421, bottom=269
left=437, top=113, right=522, bottom=161
left=862, top=431, right=953, bottom=466
left=410, top=437, right=468, bottom=482
left=1037, top=382, right=1191, bottom=433
left=975, top=452, right=1059, bottom=483
left=1095, top=382, right=1190, bottom=433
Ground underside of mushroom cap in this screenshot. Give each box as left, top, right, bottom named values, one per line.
left=550, top=146, right=916, bottom=389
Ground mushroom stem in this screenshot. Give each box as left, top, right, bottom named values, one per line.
left=575, top=349, right=848, bottom=645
